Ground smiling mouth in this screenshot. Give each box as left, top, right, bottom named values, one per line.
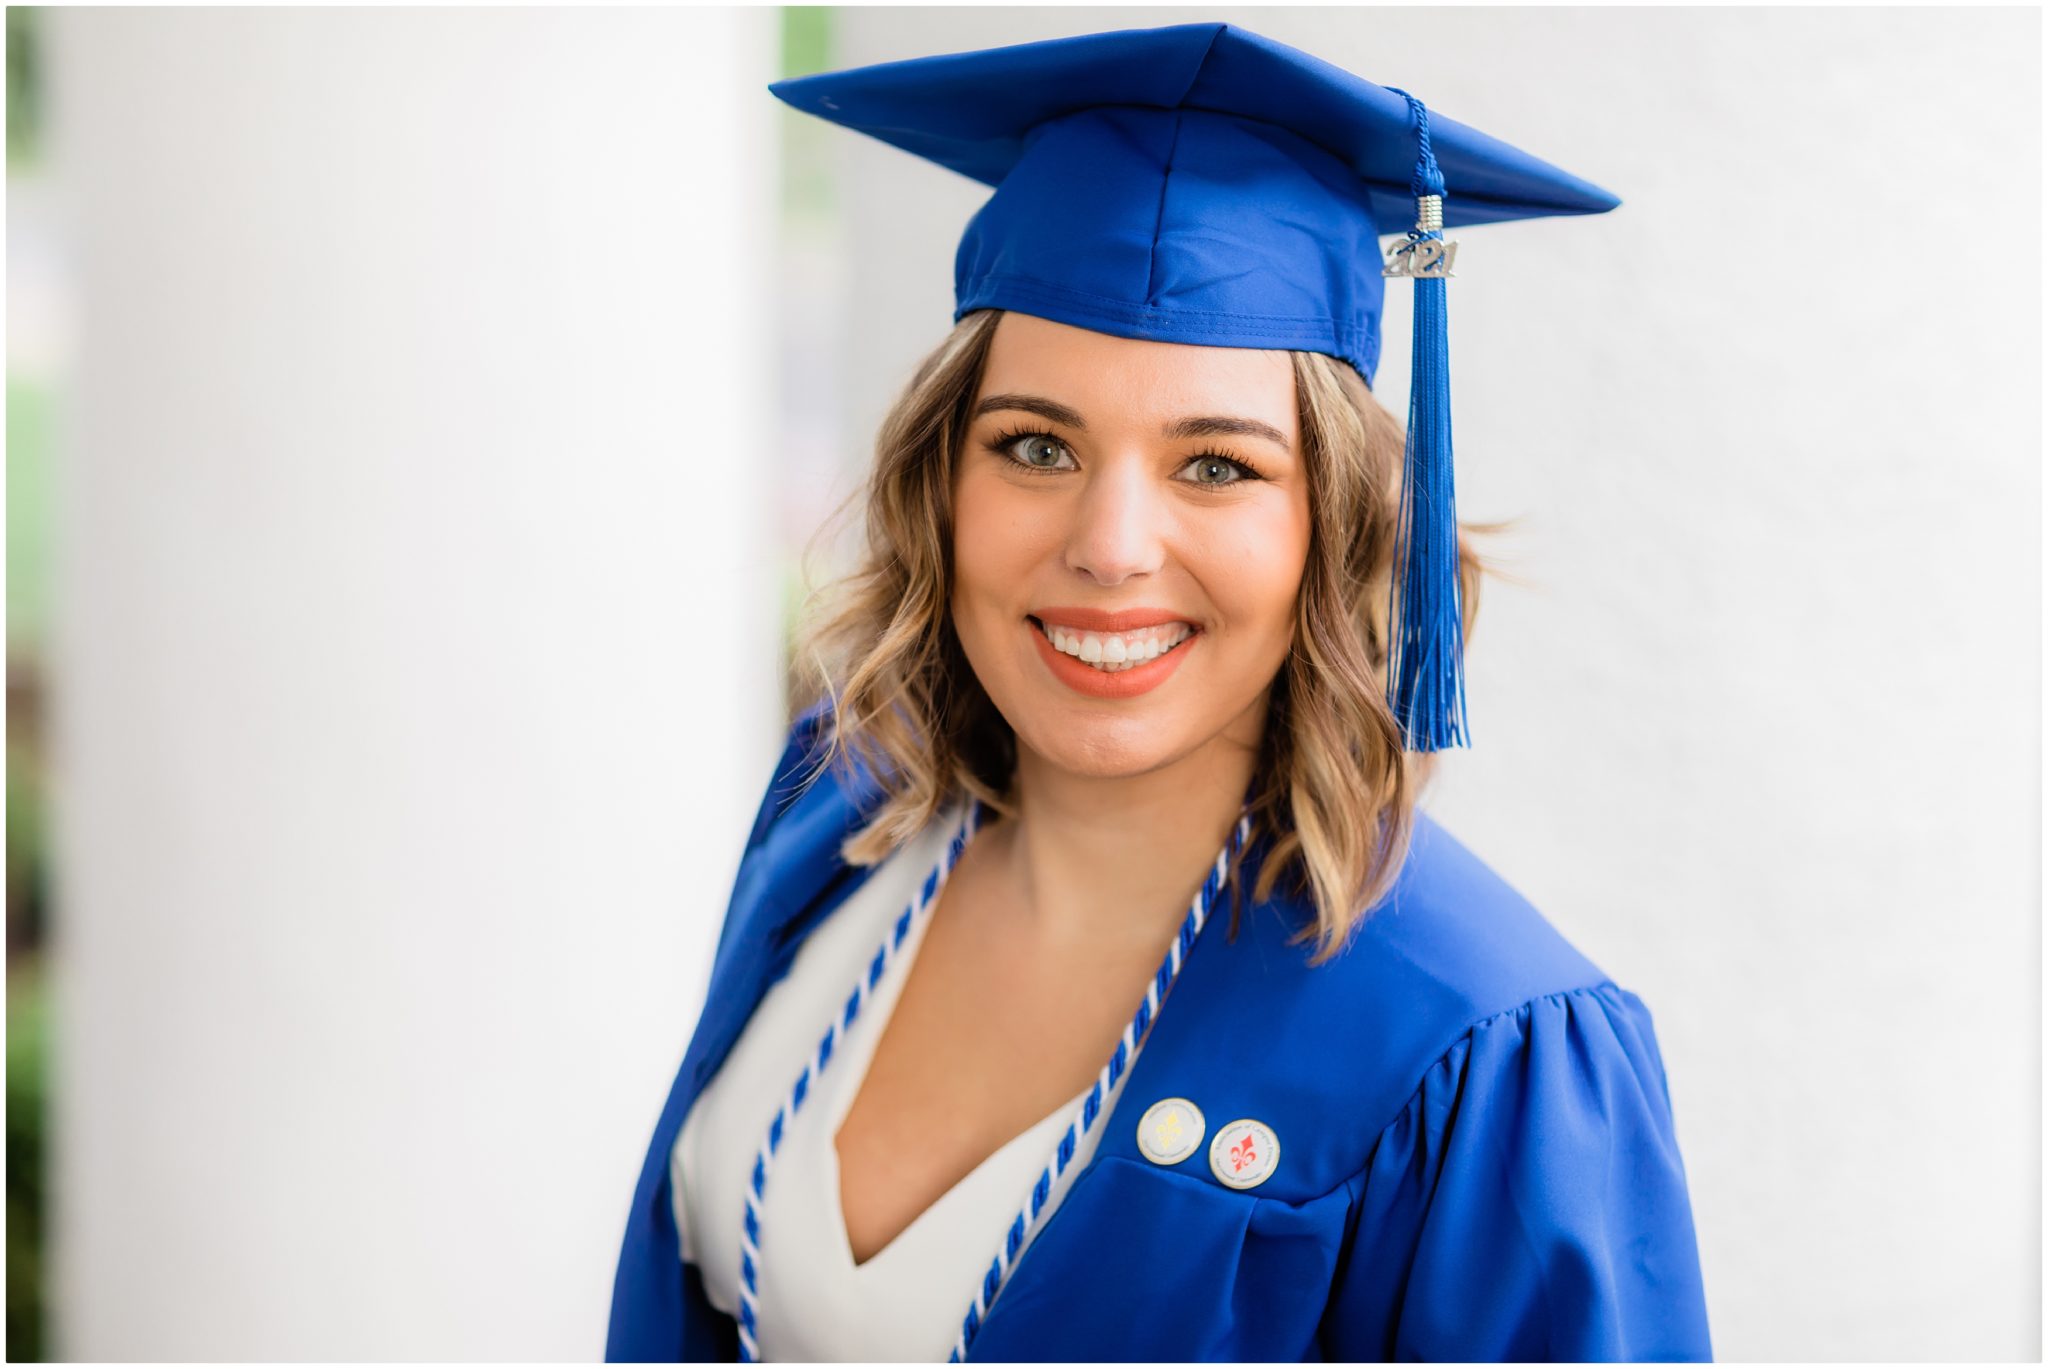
left=1026, top=616, right=1201, bottom=673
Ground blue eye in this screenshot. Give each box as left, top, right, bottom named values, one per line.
left=984, top=427, right=1265, bottom=485
left=990, top=429, right=1078, bottom=473
left=1180, top=454, right=1254, bottom=485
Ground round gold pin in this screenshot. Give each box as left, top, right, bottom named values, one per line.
left=1135, top=1096, right=1205, bottom=1166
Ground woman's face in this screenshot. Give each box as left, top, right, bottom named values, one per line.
left=951, top=311, right=1311, bottom=779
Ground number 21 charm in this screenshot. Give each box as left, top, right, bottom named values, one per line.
left=1383, top=234, right=1458, bottom=279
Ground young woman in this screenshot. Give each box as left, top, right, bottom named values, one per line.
left=607, top=23, right=1711, bottom=1363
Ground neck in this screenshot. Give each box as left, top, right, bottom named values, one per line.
left=987, top=694, right=1267, bottom=957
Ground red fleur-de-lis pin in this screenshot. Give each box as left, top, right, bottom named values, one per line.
left=1209, top=1119, right=1279, bottom=1190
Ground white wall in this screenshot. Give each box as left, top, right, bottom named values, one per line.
left=826, top=7, right=2041, bottom=1361
left=44, top=8, right=780, bottom=1358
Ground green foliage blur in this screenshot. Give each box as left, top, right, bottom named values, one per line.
left=778, top=8, right=837, bottom=222
left=777, top=6, right=836, bottom=720
left=7, top=966, right=48, bottom=1361
left=8, top=6, right=54, bottom=1360
left=7, top=9, right=42, bottom=173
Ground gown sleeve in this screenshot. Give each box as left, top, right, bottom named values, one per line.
left=1318, top=981, right=1713, bottom=1362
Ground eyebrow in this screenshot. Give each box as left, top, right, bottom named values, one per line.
left=1164, top=414, right=1293, bottom=451
left=971, top=392, right=1292, bottom=453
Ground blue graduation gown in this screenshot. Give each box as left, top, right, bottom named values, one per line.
left=605, top=703, right=1713, bottom=1361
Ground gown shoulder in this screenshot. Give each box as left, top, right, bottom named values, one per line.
left=1223, top=808, right=1634, bottom=1177
left=1315, top=974, right=1714, bottom=1360
left=1237, top=813, right=1714, bottom=1360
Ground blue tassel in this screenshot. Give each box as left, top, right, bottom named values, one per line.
left=1383, top=90, right=1471, bottom=752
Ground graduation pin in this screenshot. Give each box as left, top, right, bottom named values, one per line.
left=1208, top=1118, right=1280, bottom=1190
left=1136, top=1097, right=1205, bottom=1166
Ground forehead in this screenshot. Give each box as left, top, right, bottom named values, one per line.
left=977, top=312, right=1297, bottom=431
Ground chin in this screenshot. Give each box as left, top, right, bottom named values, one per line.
left=1011, top=703, right=1191, bottom=779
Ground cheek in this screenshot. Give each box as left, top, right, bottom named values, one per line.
left=951, top=469, right=1045, bottom=621
left=1201, top=496, right=1311, bottom=645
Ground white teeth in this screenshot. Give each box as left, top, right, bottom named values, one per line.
left=1040, top=620, right=1194, bottom=672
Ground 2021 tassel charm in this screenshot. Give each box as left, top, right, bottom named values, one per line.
left=1381, top=89, right=1471, bottom=753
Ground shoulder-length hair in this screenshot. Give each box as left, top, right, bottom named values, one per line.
left=788, top=307, right=1499, bottom=967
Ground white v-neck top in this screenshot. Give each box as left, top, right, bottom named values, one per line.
left=671, top=801, right=1130, bottom=1362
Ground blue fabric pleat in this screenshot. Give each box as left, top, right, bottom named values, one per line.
left=1320, top=983, right=1714, bottom=1360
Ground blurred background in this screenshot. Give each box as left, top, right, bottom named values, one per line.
left=4, top=5, right=2040, bottom=1361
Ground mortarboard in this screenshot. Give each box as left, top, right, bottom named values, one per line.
left=770, top=23, right=1620, bottom=752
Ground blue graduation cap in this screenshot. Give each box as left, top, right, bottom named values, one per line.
left=770, top=23, right=1620, bottom=752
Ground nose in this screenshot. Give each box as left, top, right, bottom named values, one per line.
left=1063, top=453, right=1168, bottom=587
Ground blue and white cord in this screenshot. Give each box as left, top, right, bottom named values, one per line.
left=946, top=810, right=1249, bottom=1361
left=736, top=799, right=983, bottom=1363
left=736, top=798, right=1250, bottom=1363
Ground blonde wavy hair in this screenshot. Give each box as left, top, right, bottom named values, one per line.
left=789, top=308, right=1500, bottom=967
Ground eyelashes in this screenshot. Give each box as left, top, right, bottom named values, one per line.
left=982, top=426, right=1268, bottom=486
